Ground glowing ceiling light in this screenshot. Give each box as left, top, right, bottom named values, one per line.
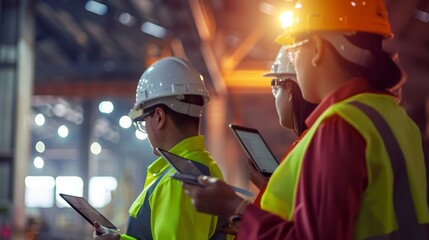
left=35, top=141, right=45, bottom=153
left=99, top=101, right=114, bottom=114
left=141, top=22, right=167, bottom=38
left=135, top=130, right=148, bottom=140
left=280, top=11, right=294, bottom=29
left=33, top=156, right=44, bottom=169
left=55, top=176, right=84, bottom=208
left=53, top=103, right=67, bottom=117
left=89, top=176, right=118, bottom=208
left=118, top=12, right=136, bottom=26
left=119, top=116, right=132, bottom=129
left=34, top=113, right=45, bottom=126
left=24, top=176, right=55, bottom=208
left=58, top=125, right=69, bottom=138
left=90, top=142, right=102, bottom=155
left=85, top=0, right=108, bottom=16
left=25, top=176, right=55, bottom=188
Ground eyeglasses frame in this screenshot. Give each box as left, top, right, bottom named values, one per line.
left=133, top=109, right=155, bottom=133
left=271, top=78, right=294, bottom=96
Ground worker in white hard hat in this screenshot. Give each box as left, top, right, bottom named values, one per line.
left=93, top=57, right=229, bottom=240
left=264, top=46, right=317, bottom=136
left=248, top=46, right=317, bottom=208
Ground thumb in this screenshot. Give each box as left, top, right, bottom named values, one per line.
left=94, top=221, right=100, bottom=229
left=197, top=175, right=217, bottom=185
left=94, top=221, right=105, bottom=234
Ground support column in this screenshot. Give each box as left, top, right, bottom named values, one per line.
left=205, top=93, right=249, bottom=189
left=0, top=0, right=35, bottom=239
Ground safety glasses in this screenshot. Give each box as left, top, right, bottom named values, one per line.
left=271, top=78, right=293, bottom=96
left=133, top=110, right=155, bottom=133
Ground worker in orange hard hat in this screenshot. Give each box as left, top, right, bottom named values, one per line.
left=182, top=0, right=429, bottom=239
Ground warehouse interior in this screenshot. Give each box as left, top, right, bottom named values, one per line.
left=0, top=0, right=428, bottom=239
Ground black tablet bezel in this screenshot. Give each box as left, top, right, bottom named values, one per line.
left=229, top=124, right=279, bottom=177
left=59, top=193, right=118, bottom=230
left=170, top=172, right=204, bottom=186
left=156, top=147, right=203, bottom=176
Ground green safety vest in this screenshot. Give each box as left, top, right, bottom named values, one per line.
left=261, top=93, right=429, bottom=239
left=120, top=136, right=228, bottom=240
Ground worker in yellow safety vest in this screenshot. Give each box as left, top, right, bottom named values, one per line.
left=93, top=57, right=229, bottom=240
left=182, top=0, right=429, bottom=239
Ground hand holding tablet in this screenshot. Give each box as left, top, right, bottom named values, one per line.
left=59, top=193, right=118, bottom=233
left=228, top=124, right=279, bottom=177
left=157, top=147, right=253, bottom=197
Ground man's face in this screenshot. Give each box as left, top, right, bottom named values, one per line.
left=133, top=108, right=159, bottom=155
left=143, top=111, right=157, bottom=155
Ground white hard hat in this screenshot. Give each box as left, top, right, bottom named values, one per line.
left=263, top=46, right=296, bottom=79
left=129, top=57, right=210, bottom=120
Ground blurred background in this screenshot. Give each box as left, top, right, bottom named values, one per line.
left=0, top=0, right=428, bottom=239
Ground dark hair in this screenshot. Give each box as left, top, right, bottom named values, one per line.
left=145, top=95, right=204, bottom=131
left=331, top=32, right=405, bottom=90
left=290, top=81, right=318, bottom=135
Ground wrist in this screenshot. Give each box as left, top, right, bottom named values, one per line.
left=232, top=198, right=250, bottom=216
left=226, top=198, right=250, bottom=233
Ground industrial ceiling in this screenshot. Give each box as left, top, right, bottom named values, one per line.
left=29, top=0, right=429, bottom=160
left=33, top=0, right=429, bottom=100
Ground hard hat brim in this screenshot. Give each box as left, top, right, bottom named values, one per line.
left=128, top=105, right=142, bottom=121
left=262, top=72, right=296, bottom=78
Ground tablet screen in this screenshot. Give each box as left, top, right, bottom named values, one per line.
left=59, top=193, right=117, bottom=230
left=157, top=148, right=203, bottom=176
left=229, top=124, right=279, bottom=176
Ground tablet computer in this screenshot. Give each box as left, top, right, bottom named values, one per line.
left=169, top=172, right=203, bottom=186
left=59, top=193, right=118, bottom=231
left=157, top=147, right=203, bottom=186
left=156, top=148, right=203, bottom=176
left=229, top=124, right=279, bottom=177
left=156, top=147, right=254, bottom=197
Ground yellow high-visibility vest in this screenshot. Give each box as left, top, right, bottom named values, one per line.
left=261, top=93, right=429, bottom=239
left=121, top=136, right=228, bottom=240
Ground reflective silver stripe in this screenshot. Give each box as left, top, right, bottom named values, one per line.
left=348, top=101, right=427, bottom=239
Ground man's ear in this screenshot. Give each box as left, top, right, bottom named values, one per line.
left=312, top=35, right=324, bottom=67
left=154, top=107, right=166, bottom=130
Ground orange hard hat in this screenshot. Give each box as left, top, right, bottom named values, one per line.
left=276, top=0, right=393, bottom=45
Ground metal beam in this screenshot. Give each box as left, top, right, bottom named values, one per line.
left=188, top=0, right=226, bottom=95
left=221, top=24, right=265, bottom=73
left=224, top=70, right=270, bottom=90
left=33, top=80, right=136, bottom=99
left=35, top=62, right=143, bottom=80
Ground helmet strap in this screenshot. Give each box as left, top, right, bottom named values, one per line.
left=319, top=32, right=374, bottom=68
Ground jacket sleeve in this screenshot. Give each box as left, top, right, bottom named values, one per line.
left=150, top=177, right=220, bottom=240
left=237, top=115, right=367, bottom=240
